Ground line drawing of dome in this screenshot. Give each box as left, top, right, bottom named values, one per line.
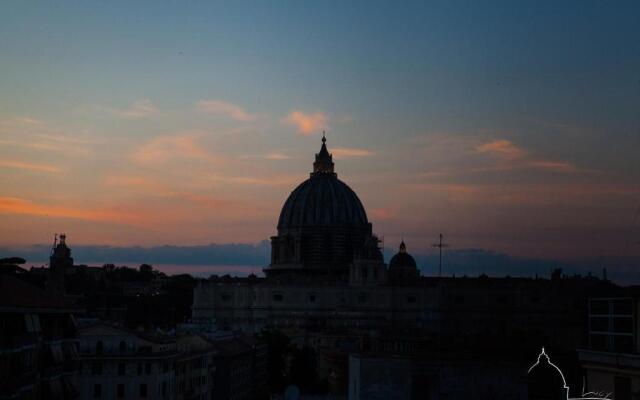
left=527, top=347, right=569, bottom=400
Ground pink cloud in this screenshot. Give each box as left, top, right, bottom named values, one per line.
left=284, top=110, right=327, bottom=135
left=475, top=139, right=526, bottom=160
left=195, top=100, right=256, bottom=122
left=0, top=160, right=62, bottom=174
left=331, top=147, right=375, bottom=158
left=131, top=134, right=218, bottom=165
left=0, top=197, right=146, bottom=225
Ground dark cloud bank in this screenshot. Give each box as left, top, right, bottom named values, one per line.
left=2, top=241, right=638, bottom=285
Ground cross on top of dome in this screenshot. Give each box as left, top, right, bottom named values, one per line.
left=312, top=131, right=336, bottom=177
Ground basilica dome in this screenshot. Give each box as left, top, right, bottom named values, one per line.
left=268, top=134, right=374, bottom=277
left=277, top=173, right=368, bottom=229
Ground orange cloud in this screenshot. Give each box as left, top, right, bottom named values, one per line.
left=131, top=134, right=217, bottom=165
left=331, top=147, right=375, bottom=158
left=0, top=160, right=61, bottom=173
left=265, top=153, right=292, bottom=160
left=195, top=100, right=256, bottom=121
left=0, top=197, right=145, bottom=225
left=370, top=208, right=394, bottom=220
left=527, top=160, right=577, bottom=173
left=476, top=139, right=525, bottom=160
left=284, top=110, right=327, bottom=135
left=475, top=139, right=585, bottom=174
left=210, top=174, right=299, bottom=187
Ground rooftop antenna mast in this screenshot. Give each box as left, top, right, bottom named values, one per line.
left=431, top=233, right=449, bottom=277
left=50, top=233, right=58, bottom=256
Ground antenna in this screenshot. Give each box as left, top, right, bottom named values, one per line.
left=431, top=233, right=449, bottom=277
left=51, top=233, right=58, bottom=256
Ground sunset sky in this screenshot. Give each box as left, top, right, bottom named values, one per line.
left=1, top=1, right=639, bottom=262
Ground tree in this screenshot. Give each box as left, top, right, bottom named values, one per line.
left=0, top=257, right=26, bottom=265
left=139, top=264, right=154, bottom=281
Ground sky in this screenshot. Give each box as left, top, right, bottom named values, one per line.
left=1, top=1, right=639, bottom=265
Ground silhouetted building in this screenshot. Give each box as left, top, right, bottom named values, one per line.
left=348, top=353, right=411, bottom=400
left=74, top=322, right=221, bottom=400
left=0, top=273, right=79, bottom=400
left=387, top=241, right=419, bottom=282
left=49, top=233, right=74, bottom=295
left=268, top=134, right=374, bottom=279
left=578, top=292, right=640, bottom=400
left=192, top=136, right=611, bottom=398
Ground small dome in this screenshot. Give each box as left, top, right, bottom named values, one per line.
left=388, top=241, right=417, bottom=270
left=388, top=241, right=419, bottom=281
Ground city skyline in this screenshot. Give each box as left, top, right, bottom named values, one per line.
left=1, top=1, right=639, bottom=263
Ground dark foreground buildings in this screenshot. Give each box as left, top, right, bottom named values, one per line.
left=2, top=137, right=638, bottom=399
left=193, top=137, right=636, bottom=399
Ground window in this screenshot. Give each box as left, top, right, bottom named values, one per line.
left=161, top=381, right=167, bottom=397
left=93, top=384, right=101, bottom=398
left=119, top=341, right=127, bottom=352
left=91, top=362, right=102, bottom=375
left=273, top=293, right=283, bottom=302
left=137, top=363, right=142, bottom=376
left=118, top=362, right=126, bottom=376
left=361, top=268, right=368, bottom=280
left=117, top=384, right=124, bottom=398
left=145, top=363, right=151, bottom=374
left=163, top=362, right=168, bottom=373
left=96, top=341, right=103, bottom=355
left=309, top=294, right=316, bottom=303
left=358, top=293, right=367, bottom=304
left=139, top=384, right=148, bottom=398
left=221, top=293, right=232, bottom=302
left=24, top=314, right=41, bottom=332
left=406, top=295, right=416, bottom=304
left=454, top=295, right=465, bottom=304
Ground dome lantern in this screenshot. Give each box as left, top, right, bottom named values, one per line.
left=312, top=131, right=335, bottom=177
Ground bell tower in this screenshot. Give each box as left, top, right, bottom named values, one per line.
left=49, top=233, right=74, bottom=294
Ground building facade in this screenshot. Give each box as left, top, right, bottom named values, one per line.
left=0, top=273, right=79, bottom=400
left=192, top=138, right=603, bottom=350
left=578, top=293, right=640, bottom=400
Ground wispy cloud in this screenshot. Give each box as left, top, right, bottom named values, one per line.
left=195, top=100, right=256, bottom=122
left=475, top=139, right=586, bottom=174
left=210, top=174, right=299, bottom=187
left=370, top=207, right=395, bottom=220
left=284, top=110, right=327, bottom=135
left=265, top=152, right=292, bottom=160
left=116, top=99, right=159, bottom=118
left=331, top=147, right=375, bottom=159
left=0, top=197, right=144, bottom=225
left=131, top=134, right=218, bottom=165
left=476, top=139, right=526, bottom=160
left=0, top=160, right=62, bottom=173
